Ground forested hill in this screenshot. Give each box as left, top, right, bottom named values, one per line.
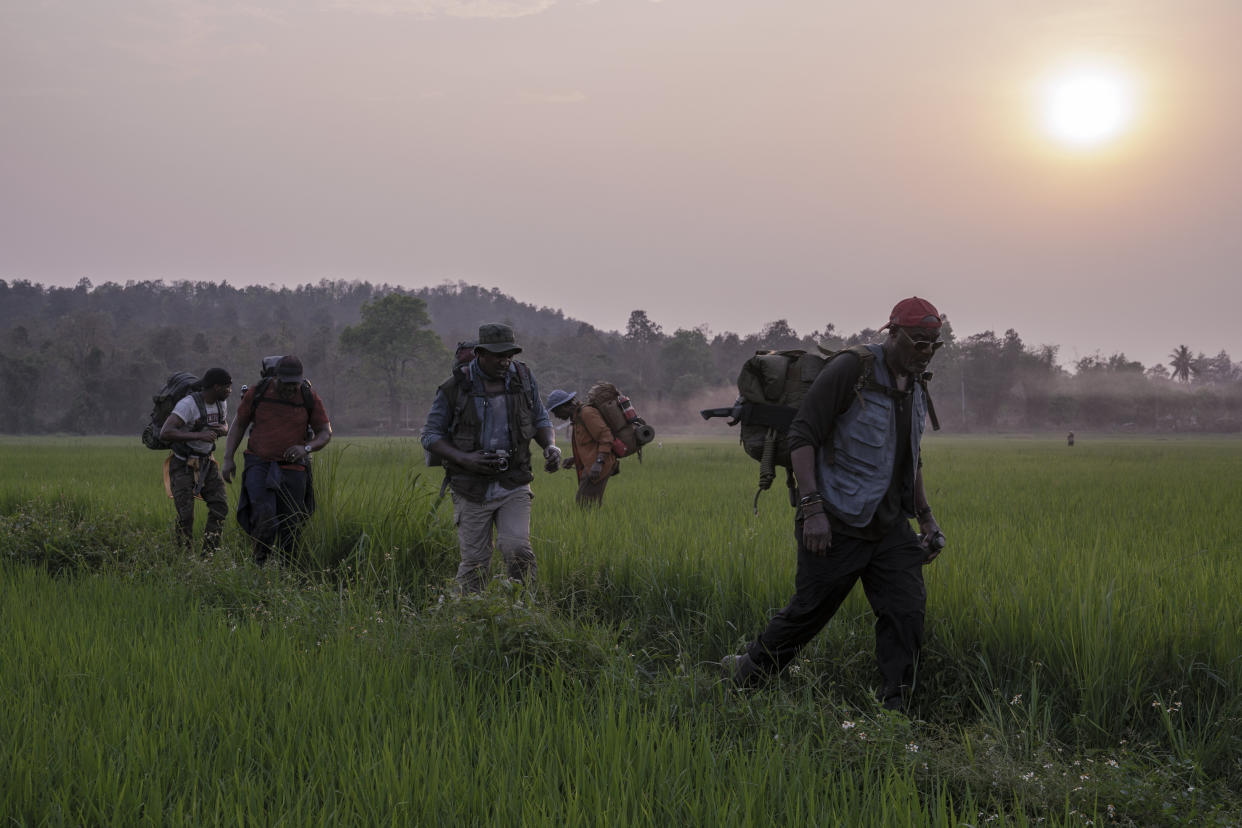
left=1, top=278, right=1240, bottom=435
left=0, top=279, right=590, bottom=347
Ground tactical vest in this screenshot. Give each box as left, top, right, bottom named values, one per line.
left=440, top=361, right=537, bottom=502
left=819, top=344, right=929, bottom=527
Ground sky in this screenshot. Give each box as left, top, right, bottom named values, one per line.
left=3, top=0, right=1241, bottom=371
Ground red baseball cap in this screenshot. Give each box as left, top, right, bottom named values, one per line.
left=883, top=297, right=942, bottom=330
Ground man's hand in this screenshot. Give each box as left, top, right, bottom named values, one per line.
left=587, top=459, right=603, bottom=483
left=221, top=458, right=236, bottom=484
left=282, top=445, right=312, bottom=464
left=919, top=515, right=945, bottom=563
left=561, top=457, right=575, bottom=470
left=802, top=513, right=832, bottom=555
left=543, top=445, right=562, bottom=473
left=457, top=450, right=501, bottom=476
left=208, top=423, right=229, bottom=437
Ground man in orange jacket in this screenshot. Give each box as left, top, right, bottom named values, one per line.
left=547, top=389, right=618, bottom=507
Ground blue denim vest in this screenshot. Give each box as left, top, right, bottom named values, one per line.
left=817, top=344, right=928, bottom=527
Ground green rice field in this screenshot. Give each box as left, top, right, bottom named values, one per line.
left=2, top=434, right=1240, bottom=826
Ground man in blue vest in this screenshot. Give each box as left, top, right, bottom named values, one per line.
left=421, top=323, right=562, bottom=592
left=723, top=297, right=947, bottom=712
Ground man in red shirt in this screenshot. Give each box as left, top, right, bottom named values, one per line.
left=222, top=355, right=332, bottom=565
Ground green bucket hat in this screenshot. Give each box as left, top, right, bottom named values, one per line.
left=475, top=323, right=522, bottom=355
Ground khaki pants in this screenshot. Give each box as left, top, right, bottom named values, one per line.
left=452, top=487, right=534, bottom=592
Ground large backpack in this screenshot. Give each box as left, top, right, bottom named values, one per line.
left=585, top=382, right=655, bottom=458
left=241, top=355, right=316, bottom=442
left=423, top=347, right=478, bottom=468
left=703, top=345, right=939, bottom=509
left=141, top=372, right=201, bottom=450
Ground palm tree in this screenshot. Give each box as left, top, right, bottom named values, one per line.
left=1169, top=344, right=1194, bottom=383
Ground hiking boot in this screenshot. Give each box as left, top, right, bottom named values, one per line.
left=879, top=684, right=913, bottom=712
left=720, top=653, right=761, bottom=687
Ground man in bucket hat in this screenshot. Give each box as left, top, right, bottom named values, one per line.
left=421, top=323, right=563, bottom=592
left=547, top=387, right=619, bottom=508
left=722, top=297, right=947, bottom=712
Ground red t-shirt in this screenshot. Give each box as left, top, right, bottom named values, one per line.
left=235, top=382, right=331, bottom=466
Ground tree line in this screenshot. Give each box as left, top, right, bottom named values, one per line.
left=1, top=278, right=1240, bottom=435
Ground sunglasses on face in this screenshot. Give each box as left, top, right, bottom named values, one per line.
left=897, top=327, right=944, bottom=354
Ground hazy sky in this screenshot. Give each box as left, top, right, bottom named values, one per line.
left=4, top=0, right=1240, bottom=370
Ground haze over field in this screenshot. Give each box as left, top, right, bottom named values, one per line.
left=4, top=1, right=1241, bottom=370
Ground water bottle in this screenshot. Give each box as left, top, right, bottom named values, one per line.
left=618, top=395, right=639, bottom=423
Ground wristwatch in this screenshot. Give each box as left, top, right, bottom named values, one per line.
left=304, top=444, right=313, bottom=455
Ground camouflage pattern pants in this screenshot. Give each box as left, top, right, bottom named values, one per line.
left=169, top=454, right=228, bottom=554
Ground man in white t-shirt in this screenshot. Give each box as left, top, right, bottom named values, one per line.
left=160, top=367, right=233, bottom=555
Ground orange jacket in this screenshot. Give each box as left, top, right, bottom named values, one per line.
left=569, top=403, right=617, bottom=480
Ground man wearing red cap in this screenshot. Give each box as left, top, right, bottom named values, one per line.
left=724, top=297, right=947, bottom=712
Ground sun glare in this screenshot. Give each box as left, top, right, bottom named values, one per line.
left=1037, top=61, right=1138, bottom=151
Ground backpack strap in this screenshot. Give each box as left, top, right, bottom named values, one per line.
left=507, top=361, right=533, bottom=407
left=844, top=345, right=941, bottom=431
left=249, top=377, right=274, bottom=419
left=250, top=377, right=315, bottom=418
left=190, top=391, right=210, bottom=430
left=918, top=374, right=941, bottom=431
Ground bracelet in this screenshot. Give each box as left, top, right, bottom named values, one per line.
left=796, top=499, right=826, bottom=522
left=798, top=491, right=824, bottom=506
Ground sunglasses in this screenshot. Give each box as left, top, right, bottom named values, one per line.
left=897, top=327, right=944, bottom=354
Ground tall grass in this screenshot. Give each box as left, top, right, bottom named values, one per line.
left=2, top=434, right=1240, bottom=824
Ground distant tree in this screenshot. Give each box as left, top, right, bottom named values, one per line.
left=1190, top=351, right=1211, bottom=384
left=806, top=322, right=844, bottom=352
left=1106, top=353, right=1144, bottom=374
left=339, top=293, right=447, bottom=430
left=1198, top=350, right=1237, bottom=384
left=660, top=328, right=715, bottom=399
left=1169, top=345, right=1193, bottom=383
left=756, top=319, right=800, bottom=350
left=624, top=310, right=664, bottom=345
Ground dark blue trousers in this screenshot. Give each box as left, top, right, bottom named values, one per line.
left=237, top=456, right=310, bottom=563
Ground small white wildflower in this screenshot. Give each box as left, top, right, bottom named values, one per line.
left=1080, top=774, right=1089, bottom=781
left=1021, top=772, right=1035, bottom=782
left=905, top=743, right=919, bottom=753
left=1010, top=694, right=1023, bottom=705
left=841, top=721, right=856, bottom=730
left=1106, top=759, right=1118, bottom=768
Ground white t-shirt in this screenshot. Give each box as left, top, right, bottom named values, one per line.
left=171, top=393, right=228, bottom=457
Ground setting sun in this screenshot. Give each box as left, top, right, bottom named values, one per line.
left=1037, top=61, right=1138, bottom=150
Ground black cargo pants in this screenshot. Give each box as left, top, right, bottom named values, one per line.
left=745, top=519, right=927, bottom=703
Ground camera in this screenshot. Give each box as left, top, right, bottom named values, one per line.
left=482, top=449, right=510, bottom=472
